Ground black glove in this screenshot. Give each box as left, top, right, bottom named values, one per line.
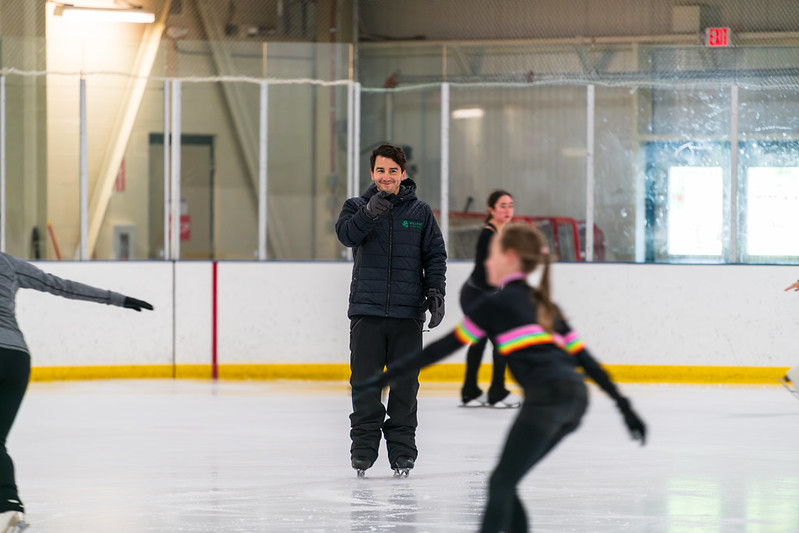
left=616, top=397, right=646, bottom=446
left=352, top=375, right=387, bottom=399
left=364, top=191, right=395, bottom=219
left=123, top=297, right=154, bottom=312
left=425, top=288, right=445, bottom=329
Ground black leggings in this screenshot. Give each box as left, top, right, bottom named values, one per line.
left=480, top=380, right=588, bottom=533
left=0, top=349, right=29, bottom=513
left=460, top=282, right=508, bottom=404
left=349, top=317, right=421, bottom=463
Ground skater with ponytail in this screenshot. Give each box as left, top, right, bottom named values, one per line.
left=354, top=223, right=646, bottom=532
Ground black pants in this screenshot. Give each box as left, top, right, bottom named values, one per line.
left=460, top=282, right=508, bottom=404
left=0, top=349, right=30, bottom=514
left=480, top=380, right=587, bottom=533
left=349, top=316, right=421, bottom=464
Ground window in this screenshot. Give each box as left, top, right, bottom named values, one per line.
left=644, top=141, right=730, bottom=262
left=743, top=166, right=799, bottom=258
left=667, top=166, right=724, bottom=257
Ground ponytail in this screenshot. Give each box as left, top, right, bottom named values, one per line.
left=498, top=222, right=559, bottom=333
left=534, top=252, right=558, bottom=333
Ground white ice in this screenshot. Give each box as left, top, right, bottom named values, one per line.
left=8, top=380, right=799, bottom=532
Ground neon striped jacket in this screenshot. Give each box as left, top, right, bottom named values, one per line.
left=379, top=278, right=624, bottom=401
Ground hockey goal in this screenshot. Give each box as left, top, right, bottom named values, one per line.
left=446, top=211, right=605, bottom=262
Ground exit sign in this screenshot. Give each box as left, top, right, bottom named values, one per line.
left=705, top=27, right=731, bottom=47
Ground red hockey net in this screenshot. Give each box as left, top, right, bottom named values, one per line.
left=446, top=212, right=605, bottom=262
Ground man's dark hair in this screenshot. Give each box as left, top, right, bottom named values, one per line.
left=370, top=144, right=407, bottom=173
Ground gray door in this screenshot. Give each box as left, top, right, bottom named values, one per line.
left=149, top=134, right=215, bottom=259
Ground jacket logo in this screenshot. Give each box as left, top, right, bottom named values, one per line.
left=402, top=220, right=423, bottom=230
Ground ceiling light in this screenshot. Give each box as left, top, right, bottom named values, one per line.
left=452, top=108, right=485, bottom=119
left=55, top=5, right=155, bottom=23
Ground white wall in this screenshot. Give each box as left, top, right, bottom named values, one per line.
left=552, top=263, right=799, bottom=367
left=217, top=262, right=353, bottom=364
left=15, top=260, right=799, bottom=371
left=174, top=262, right=212, bottom=365
left=17, top=262, right=172, bottom=366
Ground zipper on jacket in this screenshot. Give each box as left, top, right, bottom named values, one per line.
left=385, top=209, right=393, bottom=317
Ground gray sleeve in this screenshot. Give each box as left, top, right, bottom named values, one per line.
left=9, top=256, right=126, bottom=307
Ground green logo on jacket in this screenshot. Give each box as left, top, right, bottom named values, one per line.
left=402, top=220, right=423, bottom=230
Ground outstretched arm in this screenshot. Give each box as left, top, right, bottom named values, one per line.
left=353, top=317, right=486, bottom=393
left=6, top=255, right=153, bottom=311
left=558, top=321, right=646, bottom=445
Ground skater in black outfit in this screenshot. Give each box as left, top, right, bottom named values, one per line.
left=461, top=190, right=519, bottom=408
left=336, top=144, right=447, bottom=477
left=355, top=223, right=646, bottom=531
left=0, top=253, right=153, bottom=532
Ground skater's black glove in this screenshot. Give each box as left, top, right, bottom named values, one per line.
left=352, top=375, right=387, bottom=398
left=425, top=288, right=445, bottom=329
left=616, top=397, right=646, bottom=446
left=123, top=297, right=154, bottom=312
left=364, top=191, right=395, bottom=219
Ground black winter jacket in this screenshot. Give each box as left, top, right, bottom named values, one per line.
left=336, top=179, right=447, bottom=320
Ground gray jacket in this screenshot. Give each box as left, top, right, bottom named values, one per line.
left=0, top=253, right=126, bottom=354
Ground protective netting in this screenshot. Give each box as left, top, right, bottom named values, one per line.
left=358, top=0, right=799, bottom=91
left=0, top=0, right=798, bottom=263
left=358, top=0, right=799, bottom=42
left=358, top=45, right=799, bottom=91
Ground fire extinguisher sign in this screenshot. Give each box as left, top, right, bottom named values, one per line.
left=180, top=215, right=191, bottom=241
left=180, top=197, right=191, bottom=241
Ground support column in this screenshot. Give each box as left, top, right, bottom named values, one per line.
left=79, top=77, right=88, bottom=260
left=729, top=84, right=739, bottom=263
left=163, top=80, right=171, bottom=259
left=440, top=82, right=450, bottom=249
left=170, top=80, right=181, bottom=260
left=258, top=81, right=269, bottom=261
left=585, top=84, right=595, bottom=262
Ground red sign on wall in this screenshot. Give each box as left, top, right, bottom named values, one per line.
left=705, top=27, right=731, bottom=47
left=180, top=215, right=191, bottom=241
left=168, top=215, right=192, bottom=242
left=115, top=159, right=126, bottom=192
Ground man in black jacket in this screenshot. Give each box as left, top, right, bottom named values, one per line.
left=336, top=144, right=447, bottom=477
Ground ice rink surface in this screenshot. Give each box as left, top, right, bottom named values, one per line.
left=7, top=379, right=799, bottom=532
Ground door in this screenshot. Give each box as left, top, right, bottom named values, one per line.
left=149, top=134, right=215, bottom=259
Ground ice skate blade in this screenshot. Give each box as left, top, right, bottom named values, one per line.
left=778, top=378, right=799, bottom=402
left=0, top=511, right=28, bottom=533
left=356, top=469, right=366, bottom=479
left=489, top=403, right=521, bottom=409
left=393, top=468, right=410, bottom=478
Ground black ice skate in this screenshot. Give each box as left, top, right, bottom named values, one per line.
left=391, top=456, right=414, bottom=478
left=779, top=366, right=799, bottom=402
left=351, top=456, right=373, bottom=478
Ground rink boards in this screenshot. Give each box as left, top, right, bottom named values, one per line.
left=18, top=261, right=798, bottom=384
